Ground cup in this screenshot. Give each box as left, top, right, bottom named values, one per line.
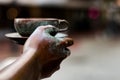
left=14, top=18, right=69, bottom=37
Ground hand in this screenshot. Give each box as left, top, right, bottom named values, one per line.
left=23, top=25, right=73, bottom=78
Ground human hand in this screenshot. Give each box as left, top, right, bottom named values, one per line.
left=23, top=25, right=73, bottom=78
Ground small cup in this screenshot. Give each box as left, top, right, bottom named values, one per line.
left=14, top=18, right=69, bottom=37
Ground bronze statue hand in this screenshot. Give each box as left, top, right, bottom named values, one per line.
left=24, top=25, right=73, bottom=78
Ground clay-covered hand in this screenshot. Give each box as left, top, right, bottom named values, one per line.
left=23, top=25, right=73, bottom=79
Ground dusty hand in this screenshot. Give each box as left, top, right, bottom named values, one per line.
left=23, top=25, right=73, bottom=78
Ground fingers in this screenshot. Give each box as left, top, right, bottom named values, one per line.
left=31, top=25, right=73, bottom=48
left=24, top=25, right=57, bottom=50
left=45, top=26, right=59, bottom=36
left=57, top=38, right=73, bottom=48
left=35, top=25, right=59, bottom=36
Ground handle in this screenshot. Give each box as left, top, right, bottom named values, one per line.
left=58, top=19, right=69, bottom=32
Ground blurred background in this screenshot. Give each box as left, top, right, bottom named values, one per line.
left=0, top=0, right=120, bottom=80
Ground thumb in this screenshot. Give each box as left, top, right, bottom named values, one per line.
left=44, top=25, right=59, bottom=36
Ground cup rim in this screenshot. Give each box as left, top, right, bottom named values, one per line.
left=14, top=18, right=59, bottom=21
